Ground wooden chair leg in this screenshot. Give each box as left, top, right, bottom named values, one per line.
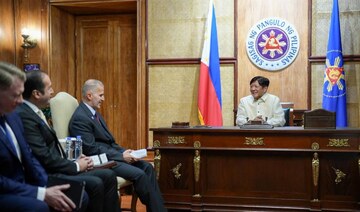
left=120, top=185, right=137, bottom=212
left=118, top=191, right=122, bottom=206
left=130, top=191, right=138, bottom=212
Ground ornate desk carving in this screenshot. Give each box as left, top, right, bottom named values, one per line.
left=151, top=126, right=360, bottom=211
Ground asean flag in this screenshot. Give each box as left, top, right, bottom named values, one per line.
left=198, top=0, right=222, bottom=126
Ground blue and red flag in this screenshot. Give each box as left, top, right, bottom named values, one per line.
left=198, top=0, right=222, bottom=126
left=322, top=0, right=347, bottom=127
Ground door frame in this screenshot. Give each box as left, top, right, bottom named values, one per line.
left=49, top=0, right=147, bottom=148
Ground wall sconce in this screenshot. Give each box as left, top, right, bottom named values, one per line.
left=21, top=28, right=37, bottom=63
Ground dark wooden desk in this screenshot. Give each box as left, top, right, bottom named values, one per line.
left=150, top=126, right=360, bottom=211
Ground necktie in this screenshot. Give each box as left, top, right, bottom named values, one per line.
left=94, top=113, right=112, bottom=139
left=37, top=110, right=49, bottom=127
left=37, top=110, right=64, bottom=158
left=0, top=116, right=18, bottom=154
left=94, top=112, right=101, bottom=124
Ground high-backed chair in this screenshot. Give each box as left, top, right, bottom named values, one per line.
left=50, top=92, right=79, bottom=139
left=50, top=92, right=137, bottom=211
left=280, top=102, right=294, bottom=126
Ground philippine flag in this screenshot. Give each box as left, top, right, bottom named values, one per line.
left=198, top=0, right=223, bottom=126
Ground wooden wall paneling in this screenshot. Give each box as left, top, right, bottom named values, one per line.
left=114, top=15, right=138, bottom=150
left=14, top=0, right=49, bottom=70
left=49, top=1, right=137, bottom=15
left=0, top=0, right=16, bottom=63
left=75, top=16, right=116, bottom=141
left=14, top=0, right=30, bottom=67
left=50, top=0, right=111, bottom=1
left=137, top=0, right=147, bottom=148
left=49, top=0, right=147, bottom=149
left=39, top=0, right=49, bottom=72
left=237, top=0, right=309, bottom=110
left=49, top=6, right=76, bottom=96
left=75, top=15, right=137, bottom=150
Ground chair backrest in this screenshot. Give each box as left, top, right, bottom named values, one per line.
left=280, top=102, right=294, bottom=126
left=50, top=92, right=79, bottom=139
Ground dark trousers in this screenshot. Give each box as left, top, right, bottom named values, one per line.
left=54, top=168, right=120, bottom=212
left=0, top=188, right=89, bottom=212
left=112, top=160, right=166, bottom=212
left=0, top=195, right=49, bottom=212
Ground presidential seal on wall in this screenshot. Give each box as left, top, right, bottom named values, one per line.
left=246, top=17, right=300, bottom=71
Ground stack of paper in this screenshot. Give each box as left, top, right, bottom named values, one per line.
left=130, top=149, right=147, bottom=159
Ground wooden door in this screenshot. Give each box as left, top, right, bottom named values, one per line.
left=75, top=14, right=137, bottom=150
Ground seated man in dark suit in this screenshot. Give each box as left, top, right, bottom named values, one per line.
left=0, top=61, right=87, bottom=212
left=69, top=79, right=166, bottom=212
left=16, top=71, right=121, bottom=212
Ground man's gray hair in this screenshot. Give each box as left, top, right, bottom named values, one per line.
left=0, top=61, right=26, bottom=90
left=82, top=79, right=104, bottom=97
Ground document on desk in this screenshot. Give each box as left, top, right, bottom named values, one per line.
left=130, top=149, right=147, bottom=159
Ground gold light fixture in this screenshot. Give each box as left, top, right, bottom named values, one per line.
left=21, top=28, right=37, bottom=63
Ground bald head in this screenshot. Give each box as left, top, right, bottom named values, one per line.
left=82, top=79, right=104, bottom=98
left=82, top=79, right=105, bottom=110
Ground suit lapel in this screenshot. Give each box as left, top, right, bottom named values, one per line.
left=80, top=102, right=114, bottom=141
left=0, top=128, right=18, bottom=157
left=2, top=115, right=24, bottom=161
left=20, top=104, right=65, bottom=157
left=80, top=102, right=96, bottom=122
left=21, top=104, right=58, bottom=137
left=98, top=113, right=115, bottom=140
left=47, top=124, right=57, bottom=135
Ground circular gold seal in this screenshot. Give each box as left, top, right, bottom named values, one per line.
left=311, top=142, right=320, bottom=150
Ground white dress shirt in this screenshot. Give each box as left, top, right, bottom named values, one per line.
left=236, top=93, right=285, bottom=127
